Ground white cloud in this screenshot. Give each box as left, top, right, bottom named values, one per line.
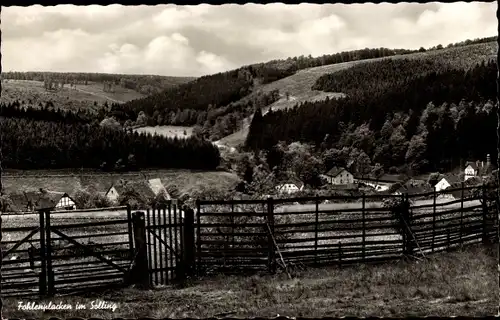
left=1, top=3, right=496, bottom=77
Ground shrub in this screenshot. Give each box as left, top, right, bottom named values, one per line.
left=73, top=188, right=113, bottom=209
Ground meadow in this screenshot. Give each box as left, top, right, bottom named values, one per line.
left=2, top=243, right=497, bottom=318
left=2, top=169, right=240, bottom=197
left=0, top=80, right=144, bottom=111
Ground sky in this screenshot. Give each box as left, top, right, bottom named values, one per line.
left=1, top=2, right=497, bottom=77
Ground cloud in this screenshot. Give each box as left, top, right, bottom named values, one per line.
left=1, top=2, right=496, bottom=77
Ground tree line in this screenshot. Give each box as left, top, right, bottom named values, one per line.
left=246, top=58, right=497, bottom=174
left=0, top=101, right=97, bottom=124
left=1, top=117, right=221, bottom=171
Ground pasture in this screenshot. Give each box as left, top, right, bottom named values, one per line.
left=133, top=125, right=194, bottom=139
left=1, top=169, right=240, bottom=197
left=0, top=80, right=144, bottom=112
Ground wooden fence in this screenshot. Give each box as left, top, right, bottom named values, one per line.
left=1, top=184, right=498, bottom=297
left=194, top=184, right=498, bottom=275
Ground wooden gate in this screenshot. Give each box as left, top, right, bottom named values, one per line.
left=1, top=206, right=136, bottom=297
left=144, top=201, right=186, bottom=285
left=44, top=208, right=135, bottom=295
left=2, top=210, right=47, bottom=297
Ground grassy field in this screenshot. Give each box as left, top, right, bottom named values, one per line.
left=0, top=80, right=144, bottom=111
left=217, top=41, right=497, bottom=148
left=2, top=169, right=240, bottom=198
left=2, top=243, right=496, bottom=319
left=133, top=125, right=194, bottom=139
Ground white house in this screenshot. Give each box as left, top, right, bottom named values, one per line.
left=465, top=154, right=494, bottom=181
left=52, top=192, right=77, bottom=210
left=321, top=167, right=354, bottom=185
left=275, top=179, right=304, bottom=194
left=106, top=185, right=121, bottom=203
left=434, top=175, right=460, bottom=192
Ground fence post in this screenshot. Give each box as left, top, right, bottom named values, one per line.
left=44, top=210, right=55, bottom=296
left=432, top=187, right=436, bottom=253
left=362, top=193, right=366, bottom=262
left=406, top=194, right=414, bottom=256
left=126, top=205, right=134, bottom=258
left=196, top=200, right=201, bottom=276
left=180, top=206, right=195, bottom=280
left=38, top=209, right=47, bottom=296
left=129, top=211, right=150, bottom=289
left=314, top=197, right=319, bottom=266
left=338, top=241, right=342, bottom=268
left=267, top=197, right=276, bottom=274
left=460, top=182, right=464, bottom=247
left=481, top=183, right=489, bottom=244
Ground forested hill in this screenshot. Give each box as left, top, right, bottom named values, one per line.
left=112, top=36, right=497, bottom=140
left=116, top=47, right=425, bottom=128
left=245, top=48, right=498, bottom=175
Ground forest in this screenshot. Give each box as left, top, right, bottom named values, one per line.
left=1, top=117, right=221, bottom=170
left=245, top=58, right=498, bottom=174
left=0, top=101, right=97, bottom=124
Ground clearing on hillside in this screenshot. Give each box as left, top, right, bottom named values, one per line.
left=133, top=125, right=194, bottom=139
left=0, top=80, right=145, bottom=111
left=217, top=41, right=497, bottom=148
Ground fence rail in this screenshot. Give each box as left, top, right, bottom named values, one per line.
left=195, top=184, right=498, bottom=275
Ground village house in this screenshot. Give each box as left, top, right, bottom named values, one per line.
left=275, top=178, right=304, bottom=194
left=105, top=178, right=170, bottom=204
left=464, top=154, right=494, bottom=181
left=320, top=167, right=354, bottom=185
left=7, top=189, right=76, bottom=213
left=434, top=175, right=461, bottom=192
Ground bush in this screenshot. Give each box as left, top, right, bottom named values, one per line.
left=73, top=188, right=113, bottom=209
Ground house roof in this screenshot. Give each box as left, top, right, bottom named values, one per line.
left=108, top=180, right=156, bottom=200
left=465, top=161, right=478, bottom=171
left=7, top=190, right=72, bottom=212
left=325, top=166, right=349, bottom=178
left=148, top=178, right=166, bottom=196
left=440, top=175, right=461, bottom=185
left=278, top=178, right=304, bottom=189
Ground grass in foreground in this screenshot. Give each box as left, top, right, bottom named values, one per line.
left=3, top=244, right=497, bottom=319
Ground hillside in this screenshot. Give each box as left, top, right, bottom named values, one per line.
left=218, top=41, right=497, bottom=148
left=115, top=47, right=432, bottom=135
